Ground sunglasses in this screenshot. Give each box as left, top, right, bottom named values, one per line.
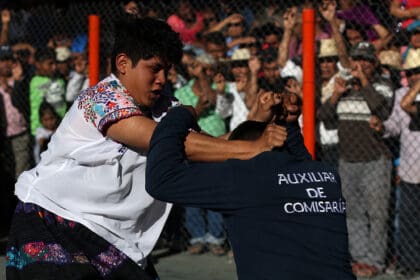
left=228, top=22, right=243, bottom=28
left=318, top=57, right=338, bottom=63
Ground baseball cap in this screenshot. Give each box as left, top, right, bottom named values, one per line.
left=0, top=45, right=14, bottom=61
left=349, top=42, right=376, bottom=62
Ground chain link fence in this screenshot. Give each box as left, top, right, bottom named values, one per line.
left=0, top=0, right=419, bottom=278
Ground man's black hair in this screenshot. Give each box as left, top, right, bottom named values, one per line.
left=258, top=77, right=285, bottom=93
left=259, top=23, right=283, bottom=40
left=35, top=48, right=56, bottom=62
left=204, top=31, right=226, bottom=46
left=228, top=120, right=268, bottom=141
left=38, top=101, right=61, bottom=122
left=260, top=46, right=278, bottom=63
left=344, top=21, right=368, bottom=42
left=111, top=16, right=183, bottom=74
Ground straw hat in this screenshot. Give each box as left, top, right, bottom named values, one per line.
left=404, top=48, right=420, bottom=70
left=379, top=50, right=402, bottom=70
left=231, top=48, right=251, bottom=61
left=55, top=47, right=71, bottom=62
left=196, top=53, right=216, bottom=65
left=318, top=39, right=338, bottom=58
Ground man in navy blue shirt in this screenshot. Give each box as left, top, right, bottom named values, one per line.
left=146, top=106, right=354, bottom=280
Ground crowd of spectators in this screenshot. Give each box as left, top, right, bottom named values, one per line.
left=0, top=0, right=419, bottom=278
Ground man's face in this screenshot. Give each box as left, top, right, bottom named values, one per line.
left=264, top=34, right=280, bottom=50
left=410, top=32, right=420, bottom=49
left=205, top=42, right=226, bottom=61
left=0, top=59, right=13, bottom=78
left=57, top=61, right=71, bottom=77
left=182, top=53, right=195, bottom=77
left=227, top=20, right=244, bottom=38
left=120, top=56, right=169, bottom=107
left=262, top=61, right=280, bottom=84
left=231, top=61, right=249, bottom=79
left=178, top=2, right=194, bottom=22
left=346, top=29, right=363, bottom=47
left=319, top=57, right=338, bottom=81
left=36, top=58, right=56, bottom=78
left=351, top=57, right=376, bottom=79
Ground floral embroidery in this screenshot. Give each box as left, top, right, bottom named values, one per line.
left=77, top=75, right=143, bottom=133
left=7, top=243, right=127, bottom=277
left=91, top=246, right=128, bottom=277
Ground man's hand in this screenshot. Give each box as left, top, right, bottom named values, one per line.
left=252, top=90, right=282, bottom=122
left=319, top=0, right=336, bottom=23
left=369, top=115, right=383, bottom=133
left=255, top=123, right=288, bottom=151
left=281, top=93, right=301, bottom=122
left=351, top=63, right=369, bottom=87
left=1, top=9, right=10, bottom=24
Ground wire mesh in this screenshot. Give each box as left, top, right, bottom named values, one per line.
left=0, top=0, right=419, bottom=278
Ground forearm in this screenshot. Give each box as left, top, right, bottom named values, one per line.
left=278, top=29, right=292, bottom=68
left=0, top=22, right=8, bottom=45
left=401, top=85, right=419, bottom=114
left=185, top=132, right=258, bottom=161
left=330, top=21, right=350, bottom=68
left=107, top=111, right=261, bottom=163
left=245, top=74, right=258, bottom=109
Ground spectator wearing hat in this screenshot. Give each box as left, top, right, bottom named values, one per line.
left=316, top=39, right=341, bottom=168
left=174, top=53, right=227, bottom=255
left=215, top=48, right=252, bottom=131
left=401, top=48, right=420, bottom=128
left=0, top=45, right=32, bottom=180
left=55, top=46, right=72, bottom=83
left=30, top=48, right=66, bottom=136
left=369, top=47, right=420, bottom=276
left=379, top=50, right=403, bottom=91
left=318, top=41, right=394, bottom=277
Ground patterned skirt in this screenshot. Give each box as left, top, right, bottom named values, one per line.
left=6, top=201, right=159, bottom=280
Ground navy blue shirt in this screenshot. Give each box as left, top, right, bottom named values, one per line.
left=146, top=107, right=355, bottom=280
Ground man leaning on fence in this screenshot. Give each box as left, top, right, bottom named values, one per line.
left=318, top=41, right=394, bottom=277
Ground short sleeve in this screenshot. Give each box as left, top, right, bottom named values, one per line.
left=77, top=79, right=143, bottom=135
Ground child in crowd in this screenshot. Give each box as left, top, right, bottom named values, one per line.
left=33, top=102, right=60, bottom=163
left=29, top=48, right=66, bottom=136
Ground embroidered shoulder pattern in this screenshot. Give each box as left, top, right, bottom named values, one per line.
left=77, top=79, right=143, bottom=134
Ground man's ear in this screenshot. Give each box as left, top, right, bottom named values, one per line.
left=115, top=53, right=131, bottom=75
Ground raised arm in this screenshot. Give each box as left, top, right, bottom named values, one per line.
left=400, top=79, right=420, bottom=115
left=278, top=7, right=297, bottom=69
left=319, top=1, right=350, bottom=68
